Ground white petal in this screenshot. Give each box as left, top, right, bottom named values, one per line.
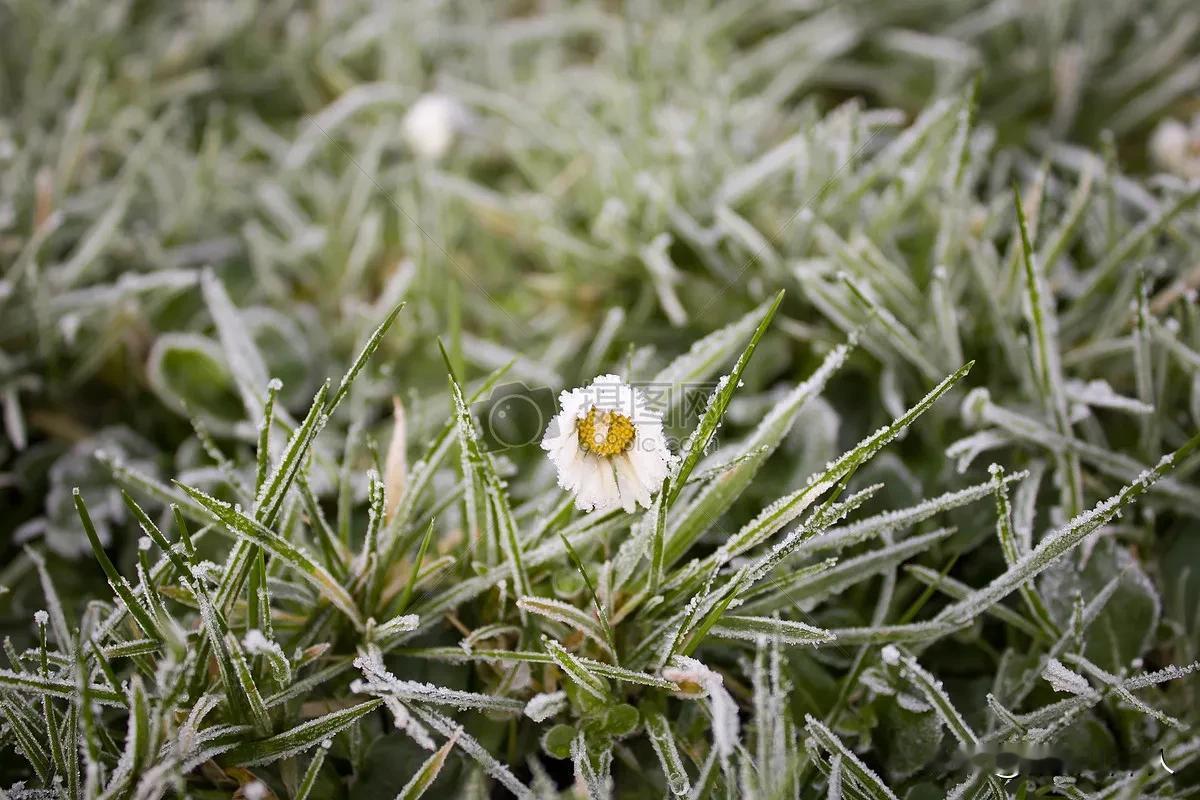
left=614, top=456, right=652, bottom=510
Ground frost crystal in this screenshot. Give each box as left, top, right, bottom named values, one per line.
left=242, top=629, right=274, bottom=655
left=1042, top=659, right=1094, bottom=696
left=523, top=691, right=567, bottom=722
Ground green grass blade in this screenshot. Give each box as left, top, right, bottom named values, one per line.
left=179, top=482, right=363, bottom=628
left=228, top=700, right=383, bottom=766
left=397, top=731, right=459, bottom=800
left=668, top=290, right=784, bottom=505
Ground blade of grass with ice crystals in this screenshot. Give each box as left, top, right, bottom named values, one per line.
left=937, top=431, right=1200, bottom=627
left=572, top=732, right=613, bottom=800
left=808, top=472, right=1025, bottom=556
left=666, top=335, right=853, bottom=565
left=655, top=559, right=730, bottom=663
left=122, top=675, right=154, bottom=777
left=212, top=379, right=331, bottom=618
left=489, top=480, right=532, bottom=606
left=195, top=587, right=262, bottom=730
left=559, top=533, right=616, bottom=658
left=295, top=742, right=331, bottom=800
left=74, top=490, right=161, bottom=641
left=179, top=483, right=362, bottom=628
left=0, top=694, right=51, bottom=782
left=650, top=480, right=668, bottom=594
left=668, top=289, right=784, bottom=506
left=411, top=705, right=534, bottom=800
left=397, top=731, right=459, bottom=800
left=395, top=518, right=436, bottom=615
left=226, top=632, right=272, bottom=734
left=380, top=362, right=513, bottom=560
left=742, top=527, right=956, bottom=615
left=710, top=615, right=834, bottom=646
left=297, top=474, right=348, bottom=581
left=253, top=380, right=330, bottom=528
left=255, top=378, right=280, bottom=496
left=896, top=649, right=978, bottom=748
left=649, top=294, right=781, bottom=414
left=399, top=647, right=679, bottom=689
left=328, top=300, right=405, bottom=414
left=227, top=699, right=383, bottom=766
left=744, top=484, right=883, bottom=588
left=904, top=566, right=1045, bottom=641
left=441, top=343, right=532, bottom=601
left=968, top=392, right=1200, bottom=507
left=60, top=691, right=78, bottom=798
left=122, top=491, right=198, bottom=579
left=989, top=465, right=1058, bottom=637
left=804, top=716, right=900, bottom=800
left=1015, top=186, right=1083, bottom=516
left=353, top=648, right=525, bottom=714
left=646, top=709, right=691, bottom=796
left=740, top=361, right=976, bottom=571
left=1064, top=653, right=1186, bottom=729
left=894, top=652, right=1009, bottom=798
left=841, top=274, right=940, bottom=380
left=0, top=668, right=124, bottom=706
left=543, top=637, right=609, bottom=700
left=33, top=626, right=63, bottom=782
left=517, top=597, right=613, bottom=658
left=359, top=470, right=386, bottom=609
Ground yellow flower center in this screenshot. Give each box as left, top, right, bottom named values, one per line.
left=575, top=407, right=635, bottom=457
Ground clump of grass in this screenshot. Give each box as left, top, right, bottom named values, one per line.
left=0, top=291, right=1196, bottom=797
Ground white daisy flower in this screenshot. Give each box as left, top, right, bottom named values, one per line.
left=541, top=374, right=675, bottom=513
left=1150, top=114, right=1200, bottom=180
